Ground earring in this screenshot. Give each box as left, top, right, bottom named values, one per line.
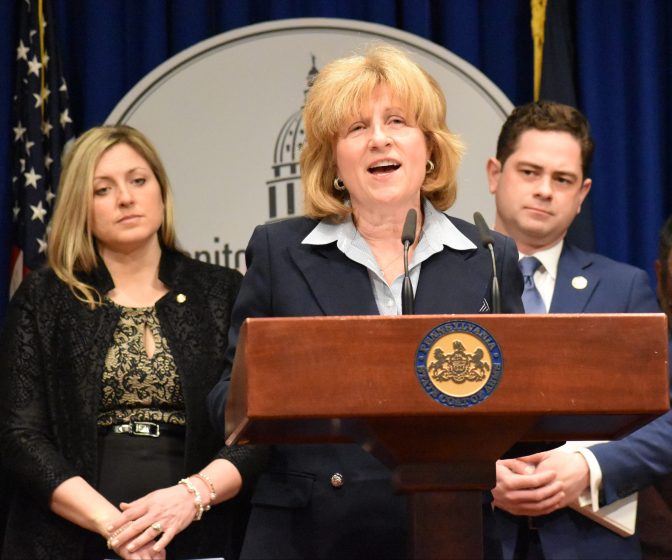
left=426, top=160, right=435, bottom=174
left=333, top=177, right=346, bottom=191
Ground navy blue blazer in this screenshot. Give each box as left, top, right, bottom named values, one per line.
left=208, top=213, right=523, bottom=560
left=491, top=242, right=661, bottom=560
left=549, top=243, right=660, bottom=314
left=590, top=338, right=672, bottom=502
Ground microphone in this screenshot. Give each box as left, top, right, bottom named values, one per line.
left=473, top=212, right=501, bottom=313
left=401, top=209, right=417, bottom=315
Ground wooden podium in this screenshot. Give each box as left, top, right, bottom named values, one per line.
left=225, top=314, right=669, bottom=559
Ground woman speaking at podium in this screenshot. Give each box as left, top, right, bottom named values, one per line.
left=208, top=44, right=524, bottom=559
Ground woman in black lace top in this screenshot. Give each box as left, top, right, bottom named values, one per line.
left=0, top=125, right=263, bottom=560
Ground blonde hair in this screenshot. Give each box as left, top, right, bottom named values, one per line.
left=48, top=125, right=177, bottom=307
left=300, top=43, right=464, bottom=219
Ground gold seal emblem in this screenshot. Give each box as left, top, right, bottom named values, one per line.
left=426, top=333, right=492, bottom=398
left=416, top=320, right=503, bottom=407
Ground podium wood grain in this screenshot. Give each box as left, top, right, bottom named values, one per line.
left=226, top=314, right=668, bottom=559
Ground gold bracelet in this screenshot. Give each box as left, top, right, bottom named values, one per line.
left=193, top=472, right=216, bottom=505
left=178, top=477, right=205, bottom=521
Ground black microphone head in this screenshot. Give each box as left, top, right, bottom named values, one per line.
left=473, top=211, right=495, bottom=247
left=401, top=209, right=417, bottom=245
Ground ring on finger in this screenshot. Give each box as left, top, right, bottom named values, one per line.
left=150, top=522, right=163, bottom=533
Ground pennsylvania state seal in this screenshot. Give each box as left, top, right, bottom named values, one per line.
left=415, top=320, right=503, bottom=408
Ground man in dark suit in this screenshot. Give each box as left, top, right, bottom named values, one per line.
left=635, top=214, right=672, bottom=560
left=484, top=101, right=661, bottom=560
left=529, top=215, right=672, bottom=560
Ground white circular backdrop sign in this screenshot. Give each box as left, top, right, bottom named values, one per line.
left=108, top=18, right=513, bottom=272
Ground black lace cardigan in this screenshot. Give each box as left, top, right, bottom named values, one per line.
left=0, top=249, right=264, bottom=559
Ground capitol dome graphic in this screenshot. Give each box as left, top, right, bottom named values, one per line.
left=267, top=57, right=318, bottom=222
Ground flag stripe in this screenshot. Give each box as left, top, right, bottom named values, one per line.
left=10, top=0, right=74, bottom=296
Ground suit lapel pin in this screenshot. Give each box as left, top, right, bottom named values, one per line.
left=571, top=276, right=588, bottom=290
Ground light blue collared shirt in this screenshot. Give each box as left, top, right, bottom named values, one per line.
left=302, top=198, right=476, bottom=315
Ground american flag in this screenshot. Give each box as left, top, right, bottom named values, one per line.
left=10, top=0, right=74, bottom=296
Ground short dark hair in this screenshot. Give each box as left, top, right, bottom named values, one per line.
left=496, top=101, right=595, bottom=178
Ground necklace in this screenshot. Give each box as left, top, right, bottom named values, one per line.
left=378, top=252, right=404, bottom=271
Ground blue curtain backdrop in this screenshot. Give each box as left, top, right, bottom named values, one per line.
left=1, top=0, right=671, bottom=324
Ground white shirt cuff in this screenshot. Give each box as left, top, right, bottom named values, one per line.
left=575, top=448, right=603, bottom=512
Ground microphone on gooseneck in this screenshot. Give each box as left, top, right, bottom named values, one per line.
left=473, top=211, right=501, bottom=314
left=401, top=209, right=417, bottom=315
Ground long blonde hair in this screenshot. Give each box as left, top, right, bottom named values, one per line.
left=300, top=43, right=464, bottom=220
left=48, top=125, right=177, bottom=307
